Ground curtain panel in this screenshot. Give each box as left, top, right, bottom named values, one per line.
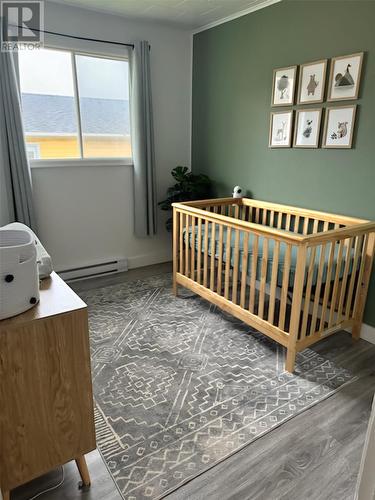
left=0, top=50, right=36, bottom=230
left=129, top=40, right=157, bottom=237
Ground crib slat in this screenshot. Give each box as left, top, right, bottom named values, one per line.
left=301, top=247, right=317, bottom=338
left=191, top=217, right=196, bottom=280
left=234, top=205, right=240, bottom=219
left=224, top=227, right=232, bottom=299
left=248, top=206, right=253, bottom=223
left=269, top=211, right=275, bottom=228
left=196, top=218, right=202, bottom=284
left=231, top=229, right=241, bottom=303
left=220, top=205, right=226, bottom=216
left=277, top=213, right=283, bottom=229
left=337, top=237, right=354, bottom=321
left=309, top=243, right=327, bottom=335
left=323, top=220, right=330, bottom=232
left=240, top=232, right=250, bottom=308
left=210, top=222, right=216, bottom=291
left=278, top=244, right=292, bottom=331
left=268, top=240, right=280, bottom=325
left=285, top=214, right=291, bottom=231
left=251, top=206, right=255, bottom=223
left=179, top=212, right=184, bottom=273
left=352, top=233, right=369, bottom=320
left=312, top=219, right=319, bottom=234
left=258, top=237, right=268, bottom=319
left=185, top=214, right=190, bottom=276
left=294, top=215, right=300, bottom=234
left=249, top=235, right=259, bottom=313
left=217, top=224, right=224, bottom=294
left=241, top=205, right=247, bottom=221
left=328, top=239, right=345, bottom=327
left=255, top=207, right=260, bottom=224
left=203, top=219, right=209, bottom=287
left=302, top=217, right=309, bottom=235
left=319, top=241, right=336, bottom=332
left=345, top=235, right=363, bottom=320
left=262, top=209, right=267, bottom=225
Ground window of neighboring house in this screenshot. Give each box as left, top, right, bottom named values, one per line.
left=18, top=48, right=131, bottom=162
left=26, top=143, right=41, bottom=160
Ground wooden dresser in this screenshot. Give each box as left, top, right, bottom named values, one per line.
left=0, top=272, right=96, bottom=500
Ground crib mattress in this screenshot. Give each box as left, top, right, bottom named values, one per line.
left=185, top=224, right=354, bottom=288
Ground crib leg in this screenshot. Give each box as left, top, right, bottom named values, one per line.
left=173, top=278, right=178, bottom=297
left=1, top=490, right=10, bottom=500
left=172, top=206, right=179, bottom=297
left=285, top=348, right=296, bottom=373
left=352, top=233, right=375, bottom=341
left=352, top=322, right=362, bottom=341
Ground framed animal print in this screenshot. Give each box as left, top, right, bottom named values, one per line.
left=271, top=65, right=297, bottom=106
left=293, top=108, right=322, bottom=148
left=328, top=52, right=364, bottom=101
left=322, top=105, right=357, bottom=149
left=297, top=59, right=327, bottom=104
left=269, top=110, right=293, bottom=148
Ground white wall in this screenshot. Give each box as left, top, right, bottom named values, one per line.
left=31, top=1, right=192, bottom=271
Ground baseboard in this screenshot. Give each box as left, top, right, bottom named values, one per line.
left=347, top=323, right=375, bottom=345
left=360, top=323, right=375, bottom=345
left=56, top=251, right=172, bottom=276
left=127, top=250, right=172, bottom=269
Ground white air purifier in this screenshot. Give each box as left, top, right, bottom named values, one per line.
left=0, top=229, right=40, bottom=320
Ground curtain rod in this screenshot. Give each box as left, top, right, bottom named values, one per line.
left=12, top=25, right=135, bottom=49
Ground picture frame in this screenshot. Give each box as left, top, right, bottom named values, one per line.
left=327, top=52, right=364, bottom=102
left=269, top=110, right=293, bottom=148
left=293, top=108, right=322, bottom=149
left=271, top=65, right=297, bottom=106
left=322, top=105, right=357, bottom=149
left=297, top=59, right=327, bottom=104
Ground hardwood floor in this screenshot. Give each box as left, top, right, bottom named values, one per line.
left=10, top=264, right=375, bottom=500
left=168, top=334, right=375, bottom=500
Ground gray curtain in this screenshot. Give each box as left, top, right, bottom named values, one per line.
left=0, top=50, right=36, bottom=230
left=129, top=41, right=157, bottom=237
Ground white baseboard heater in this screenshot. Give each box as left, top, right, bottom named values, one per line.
left=58, top=258, right=128, bottom=282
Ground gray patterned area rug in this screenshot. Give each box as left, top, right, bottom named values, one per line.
left=80, top=274, right=354, bottom=500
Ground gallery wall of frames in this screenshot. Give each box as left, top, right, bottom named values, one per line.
left=269, top=52, right=364, bottom=149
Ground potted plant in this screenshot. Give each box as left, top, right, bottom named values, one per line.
left=159, top=166, right=212, bottom=231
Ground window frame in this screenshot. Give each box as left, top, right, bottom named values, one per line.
left=18, top=45, right=132, bottom=168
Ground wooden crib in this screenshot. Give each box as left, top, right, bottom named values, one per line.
left=172, top=198, right=375, bottom=372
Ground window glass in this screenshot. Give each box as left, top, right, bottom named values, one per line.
left=75, top=54, right=131, bottom=158
left=18, top=49, right=131, bottom=161
left=19, top=48, right=80, bottom=160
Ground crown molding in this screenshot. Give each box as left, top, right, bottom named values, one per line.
left=192, top=0, right=281, bottom=35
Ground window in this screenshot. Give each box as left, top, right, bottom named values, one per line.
left=18, top=48, right=131, bottom=161
left=26, top=143, right=41, bottom=160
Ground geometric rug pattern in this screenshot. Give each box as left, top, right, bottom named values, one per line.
left=80, top=274, right=354, bottom=500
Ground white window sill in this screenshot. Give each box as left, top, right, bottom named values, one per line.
left=29, top=158, right=133, bottom=169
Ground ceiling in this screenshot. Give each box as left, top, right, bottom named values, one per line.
left=48, top=0, right=279, bottom=30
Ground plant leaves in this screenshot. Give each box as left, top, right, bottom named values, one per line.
left=158, top=166, right=213, bottom=231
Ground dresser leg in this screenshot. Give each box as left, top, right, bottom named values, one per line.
left=2, top=490, right=10, bottom=500
left=76, top=455, right=91, bottom=487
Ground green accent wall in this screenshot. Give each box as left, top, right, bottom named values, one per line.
left=192, top=0, right=375, bottom=326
